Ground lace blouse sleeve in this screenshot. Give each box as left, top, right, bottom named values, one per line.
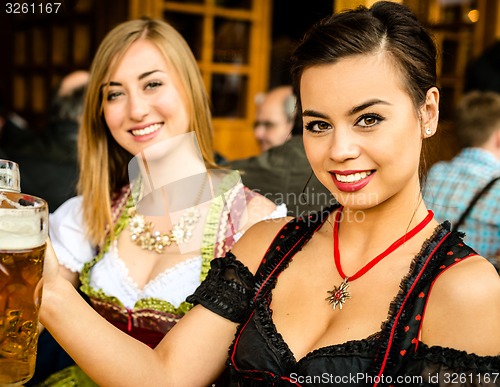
left=186, top=252, right=256, bottom=323
left=402, top=344, right=500, bottom=386
left=49, top=196, right=95, bottom=273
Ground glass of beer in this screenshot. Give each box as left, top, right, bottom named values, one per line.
left=0, top=160, right=48, bottom=386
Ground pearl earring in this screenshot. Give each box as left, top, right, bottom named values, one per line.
left=425, top=127, right=432, bottom=135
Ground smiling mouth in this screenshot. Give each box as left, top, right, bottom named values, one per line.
left=335, top=171, right=373, bottom=183
left=131, top=123, right=162, bottom=136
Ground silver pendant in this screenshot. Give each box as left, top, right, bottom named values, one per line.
left=325, top=277, right=351, bottom=310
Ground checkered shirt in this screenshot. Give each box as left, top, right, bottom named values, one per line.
left=424, top=148, right=500, bottom=260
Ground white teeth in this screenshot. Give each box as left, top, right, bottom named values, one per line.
left=335, top=171, right=372, bottom=183
left=131, top=123, right=161, bottom=136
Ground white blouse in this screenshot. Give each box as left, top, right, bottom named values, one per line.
left=50, top=196, right=287, bottom=309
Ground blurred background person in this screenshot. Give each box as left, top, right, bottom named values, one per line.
left=2, top=71, right=90, bottom=386
left=40, top=70, right=88, bottom=166
left=464, top=40, right=500, bottom=94
left=11, top=70, right=89, bottom=212
left=228, top=86, right=335, bottom=217
left=253, top=85, right=295, bottom=152
left=424, top=91, right=500, bottom=270
left=0, top=96, right=32, bottom=155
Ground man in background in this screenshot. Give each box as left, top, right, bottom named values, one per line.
left=424, top=91, right=500, bottom=269
left=253, top=85, right=296, bottom=152
left=229, top=86, right=335, bottom=217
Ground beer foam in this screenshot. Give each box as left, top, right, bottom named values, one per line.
left=0, top=202, right=47, bottom=250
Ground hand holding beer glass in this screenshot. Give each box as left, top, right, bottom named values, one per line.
left=0, top=160, right=48, bottom=386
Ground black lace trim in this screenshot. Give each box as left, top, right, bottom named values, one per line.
left=297, top=335, right=380, bottom=367
left=413, top=342, right=500, bottom=372
left=253, top=300, right=297, bottom=368
left=375, top=224, right=452, bottom=377
left=374, top=223, right=478, bottom=380
left=229, top=371, right=293, bottom=387
left=252, top=295, right=382, bottom=372
left=227, top=332, right=381, bottom=386
left=226, top=207, right=336, bottom=382
left=239, top=207, right=337, bottom=369
left=186, top=253, right=255, bottom=323
left=252, top=205, right=337, bottom=304
left=226, top=209, right=485, bottom=386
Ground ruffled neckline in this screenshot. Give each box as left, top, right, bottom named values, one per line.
left=249, top=205, right=454, bottom=369
left=413, top=341, right=500, bottom=371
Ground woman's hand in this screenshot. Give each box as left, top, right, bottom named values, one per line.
left=42, top=238, right=60, bottom=289
left=43, top=237, right=80, bottom=288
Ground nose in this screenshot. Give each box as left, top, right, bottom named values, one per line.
left=329, top=129, right=360, bottom=163
left=253, top=124, right=265, bottom=140
left=128, top=91, right=149, bottom=121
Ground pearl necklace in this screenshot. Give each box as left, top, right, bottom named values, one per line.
left=128, top=207, right=201, bottom=253
left=127, top=172, right=211, bottom=254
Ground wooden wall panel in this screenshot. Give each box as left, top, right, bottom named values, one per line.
left=1, top=0, right=128, bottom=133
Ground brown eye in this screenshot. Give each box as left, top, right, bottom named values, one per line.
left=357, top=113, right=384, bottom=128
left=305, top=120, right=332, bottom=133
left=363, top=117, right=376, bottom=125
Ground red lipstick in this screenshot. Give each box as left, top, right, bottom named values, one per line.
left=329, top=170, right=375, bottom=192
left=128, top=123, right=162, bottom=143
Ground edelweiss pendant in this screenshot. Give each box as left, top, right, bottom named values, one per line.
left=325, top=277, right=351, bottom=310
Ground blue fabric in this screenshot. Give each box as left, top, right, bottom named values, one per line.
left=424, top=148, right=500, bottom=260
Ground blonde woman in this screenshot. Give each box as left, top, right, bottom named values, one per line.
left=36, top=18, right=284, bottom=385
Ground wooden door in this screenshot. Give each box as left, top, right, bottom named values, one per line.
left=0, top=0, right=128, bottom=133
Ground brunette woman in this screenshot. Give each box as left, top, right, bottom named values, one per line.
left=40, top=2, right=499, bottom=386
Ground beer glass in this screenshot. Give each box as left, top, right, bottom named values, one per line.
left=0, top=160, right=48, bottom=386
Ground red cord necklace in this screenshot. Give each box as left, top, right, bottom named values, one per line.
left=326, top=207, right=434, bottom=310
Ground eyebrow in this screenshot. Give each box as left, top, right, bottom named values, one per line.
left=302, top=99, right=391, bottom=119
left=302, top=109, right=329, bottom=119
left=349, top=99, right=391, bottom=115
left=100, top=70, right=163, bottom=90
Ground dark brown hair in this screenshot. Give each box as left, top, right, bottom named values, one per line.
left=290, top=0, right=438, bottom=182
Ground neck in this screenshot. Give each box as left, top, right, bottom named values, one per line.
left=334, top=193, right=433, bottom=267
left=135, top=132, right=206, bottom=192
left=342, top=188, right=427, bottom=224
left=480, top=130, right=500, bottom=160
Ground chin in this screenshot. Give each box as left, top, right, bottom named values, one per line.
left=333, top=191, right=382, bottom=210
left=138, top=136, right=183, bottom=160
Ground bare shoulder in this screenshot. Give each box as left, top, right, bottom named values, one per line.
left=231, top=215, right=294, bottom=275
left=422, top=255, right=500, bottom=356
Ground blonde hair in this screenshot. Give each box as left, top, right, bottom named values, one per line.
left=78, top=18, right=216, bottom=247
